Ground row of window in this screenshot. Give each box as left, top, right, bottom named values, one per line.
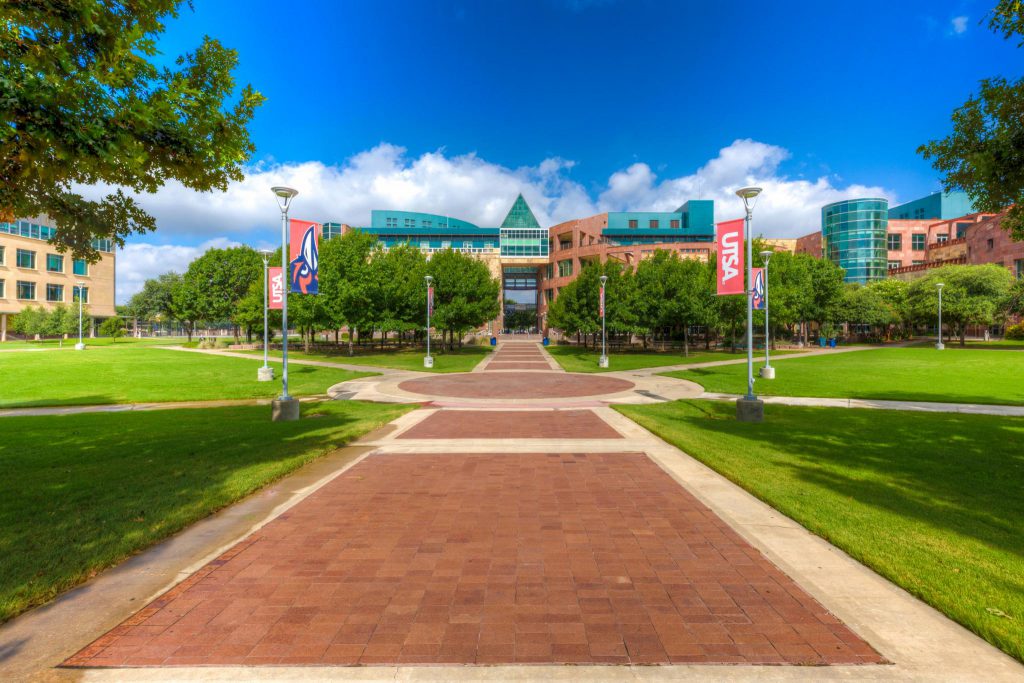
left=0, top=279, right=88, bottom=302
left=886, top=233, right=933, bottom=251
left=1, top=247, right=89, bottom=275
left=0, top=221, right=114, bottom=253
left=626, top=219, right=682, bottom=229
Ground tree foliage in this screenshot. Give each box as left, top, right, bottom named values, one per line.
left=0, top=1, right=264, bottom=259
left=426, top=249, right=501, bottom=349
left=919, top=0, right=1024, bottom=240
left=907, top=264, right=1014, bottom=345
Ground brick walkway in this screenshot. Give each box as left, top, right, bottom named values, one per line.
left=398, top=409, right=623, bottom=440
left=64, top=453, right=881, bottom=668
left=484, top=341, right=552, bottom=372
left=398, top=372, right=634, bottom=399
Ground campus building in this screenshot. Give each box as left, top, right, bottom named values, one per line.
left=798, top=191, right=985, bottom=284
left=0, top=217, right=116, bottom=341
left=331, top=195, right=716, bottom=330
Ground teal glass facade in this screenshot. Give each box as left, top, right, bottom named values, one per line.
left=0, top=220, right=113, bottom=253
left=822, top=198, right=888, bottom=284
left=888, top=191, right=975, bottom=220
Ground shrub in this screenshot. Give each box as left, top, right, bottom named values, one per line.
left=1006, top=323, right=1024, bottom=340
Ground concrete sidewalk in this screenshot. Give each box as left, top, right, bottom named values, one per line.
left=701, top=392, right=1024, bottom=417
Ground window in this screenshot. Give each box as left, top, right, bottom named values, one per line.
left=0, top=279, right=4, bottom=298
left=46, top=254, right=64, bottom=272
left=545, top=263, right=553, bottom=279
left=422, top=220, right=432, bottom=228
left=17, top=281, right=35, bottom=300
left=419, top=241, right=430, bottom=250
left=911, top=234, right=927, bottom=250
left=73, top=258, right=88, bottom=276
left=404, top=218, right=416, bottom=228
left=557, top=259, right=573, bottom=277
left=670, top=219, right=680, bottom=229
left=484, top=242, right=494, bottom=250
left=73, top=285, right=88, bottom=303
left=936, top=233, right=948, bottom=244
left=912, top=260, right=925, bottom=266
left=955, top=222, right=971, bottom=239
left=649, top=219, right=659, bottom=228
left=46, top=283, right=64, bottom=302
left=386, top=217, right=398, bottom=228
left=987, top=238, right=995, bottom=250
left=16, top=249, right=36, bottom=269
left=887, top=260, right=901, bottom=270
left=0, top=245, right=4, bottom=264
left=886, top=234, right=901, bottom=250
left=545, top=289, right=554, bottom=302
left=462, top=242, right=472, bottom=250
left=1016, top=259, right=1024, bottom=279
left=628, top=219, right=638, bottom=228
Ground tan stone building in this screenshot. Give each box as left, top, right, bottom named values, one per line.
left=0, top=217, right=116, bottom=341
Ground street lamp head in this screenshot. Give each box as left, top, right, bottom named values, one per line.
left=271, top=186, right=298, bottom=212
left=759, top=250, right=774, bottom=264
left=424, top=275, right=433, bottom=284
left=936, top=282, right=944, bottom=288
left=736, top=186, right=762, bottom=212
left=258, top=248, right=273, bottom=262
left=599, top=275, right=608, bottom=285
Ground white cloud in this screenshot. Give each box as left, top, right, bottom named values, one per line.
left=107, top=139, right=896, bottom=302
left=116, top=238, right=240, bottom=303
left=951, top=15, right=968, bottom=34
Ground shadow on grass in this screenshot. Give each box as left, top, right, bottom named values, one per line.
left=0, top=401, right=406, bottom=623
left=666, top=401, right=1023, bottom=557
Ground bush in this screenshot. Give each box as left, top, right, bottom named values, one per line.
left=1006, top=323, right=1024, bottom=340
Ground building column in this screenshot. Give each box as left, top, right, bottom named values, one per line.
left=1, top=313, right=6, bottom=342
left=89, top=317, right=96, bottom=338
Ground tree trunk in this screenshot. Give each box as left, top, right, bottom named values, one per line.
left=683, top=325, right=689, bottom=357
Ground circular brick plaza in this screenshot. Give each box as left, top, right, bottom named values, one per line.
left=398, top=371, right=635, bottom=400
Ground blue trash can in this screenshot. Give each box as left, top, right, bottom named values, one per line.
left=829, top=338, right=837, bottom=348
left=542, top=337, right=549, bottom=346
left=490, top=336, right=497, bottom=346
left=819, top=336, right=826, bottom=348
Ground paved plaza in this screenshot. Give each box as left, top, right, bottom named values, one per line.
left=2, top=340, right=1021, bottom=681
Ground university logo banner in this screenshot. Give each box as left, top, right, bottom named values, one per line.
left=599, top=284, right=605, bottom=318
left=752, top=267, right=765, bottom=310
left=268, top=267, right=284, bottom=310
left=427, top=286, right=434, bottom=316
left=289, top=219, right=320, bottom=294
left=716, top=218, right=745, bottom=295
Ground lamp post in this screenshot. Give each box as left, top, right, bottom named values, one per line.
left=424, top=275, right=434, bottom=368
left=271, top=186, right=299, bottom=421
left=599, top=274, right=609, bottom=368
left=258, top=249, right=274, bottom=381
left=936, top=282, right=945, bottom=350
left=758, top=250, right=775, bottom=379
left=74, top=281, right=85, bottom=350
left=736, top=187, right=763, bottom=422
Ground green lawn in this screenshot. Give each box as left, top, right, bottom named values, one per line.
left=0, top=336, right=188, bottom=349
left=0, top=347, right=373, bottom=408
left=243, top=345, right=492, bottom=373
left=0, top=401, right=414, bottom=623
left=615, top=400, right=1024, bottom=663
left=909, top=339, right=1024, bottom=351
left=666, top=347, right=1024, bottom=405
left=547, top=344, right=798, bottom=373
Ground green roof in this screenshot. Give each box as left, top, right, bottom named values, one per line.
left=500, top=194, right=541, bottom=229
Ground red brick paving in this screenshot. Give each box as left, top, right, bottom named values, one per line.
left=483, top=342, right=548, bottom=372
left=399, top=372, right=634, bottom=399
left=64, top=452, right=882, bottom=668
left=486, top=362, right=552, bottom=370
left=398, top=410, right=623, bottom=439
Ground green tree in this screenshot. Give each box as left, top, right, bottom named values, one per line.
left=0, top=1, right=264, bottom=259
left=368, top=244, right=427, bottom=347
left=232, top=280, right=266, bottom=343
left=907, top=264, right=1013, bottom=345
left=919, top=1, right=1024, bottom=240
left=98, top=316, right=126, bottom=340
left=128, top=272, right=182, bottom=332
left=11, top=306, right=49, bottom=339
left=48, top=303, right=81, bottom=342
left=178, top=246, right=262, bottom=338
left=318, top=231, right=378, bottom=355
left=426, top=249, right=500, bottom=349
left=865, top=278, right=912, bottom=339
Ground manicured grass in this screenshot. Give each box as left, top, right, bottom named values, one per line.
left=0, top=401, right=414, bottom=623
left=666, top=347, right=1024, bottom=405
left=0, top=347, right=373, bottom=408
left=244, top=345, right=492, bottom=373
left=0, top=336, right=188, bottom=348
left=615, top=400, right=1024, bottom=663
left=547, top=344, right=798, bottom=373
left=909, top=339, right=1024, bottom=351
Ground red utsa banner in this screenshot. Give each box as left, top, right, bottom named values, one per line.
left=268, top=267, right=284, bottom=310
left=289, top=219, right=320, bottom=294
left=599, top=284, right=605, bottom=318
left=716, top=218, right=745, bottom=295
left=427, top=286, right=434, bottom=316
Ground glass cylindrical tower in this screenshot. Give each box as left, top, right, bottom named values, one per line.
left=821, top=198, right=888, bottom=284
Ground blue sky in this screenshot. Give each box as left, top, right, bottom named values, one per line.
left=112, top=0, right=1024, bottom=300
